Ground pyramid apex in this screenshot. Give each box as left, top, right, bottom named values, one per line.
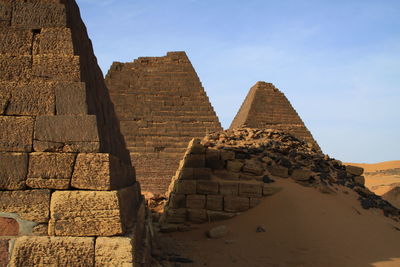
left=254, top=81, right=277, bottom=90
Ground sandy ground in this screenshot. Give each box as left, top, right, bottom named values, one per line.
left=346, top=161, right=400, bottom=173
left=157, top=178, right=400, bottom=267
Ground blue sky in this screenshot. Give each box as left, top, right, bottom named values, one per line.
left=77, top=0, right=400, bottom=163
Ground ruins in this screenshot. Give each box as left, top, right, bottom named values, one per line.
left=230, top=81, right=321, bottom=151
left=105, top=52, right=222, bottom=194
left=0, top=0, right=148, bottom=266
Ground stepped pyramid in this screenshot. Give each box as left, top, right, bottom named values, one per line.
left=230, top=82, right=321, bottom=151
left=105, top=52, right=222, bottom=194
left=0, top=1, right=146, bottom=266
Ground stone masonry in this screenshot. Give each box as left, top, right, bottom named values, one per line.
left=105, top=52, right=222, bottom=194
left=0, top=0, right=149, bottom=266
left=230, top=81, right=321, bottom=152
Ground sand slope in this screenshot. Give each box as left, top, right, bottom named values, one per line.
left=160, top=179, right=400, bottom=267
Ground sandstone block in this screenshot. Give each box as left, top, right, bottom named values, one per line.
left=213, top=169, right=240, bottom=180
left=239, top=173, right=263, bottom=181
left=55, top=82, right=88, bottom=115
left=0, top=2, right=12, bottom=27
left=220, top=150, right=235, bottom=161
left=267, top=165, right=289, bottom=178
left=33, top=55, right=80, bottom=81
left=206, top=149, right=224, bottom=169
left=174, top=180, right=196, bottom=194
left=0, top=55, right=32, bottom=81
left=291, top=169, right=313, bottom=181
left=197, top=180, right=219, bottom=195
left=239, top=183, right=263, bottom=197
left=188, top=139, right=205, bottom=154
left=187, top=209, right=207, bottom=223
left=224, top=196, right=250, bottom=212
left=0, top=217, right=19, bottom=236
left=354, top=175, right=365, bottom=185
left=243, top=160, right=264, bottom=175
left=95, top=237, right=135, bottom=267
left=226, top=160, right=244, bottom=172
left=207, top=225, right=228, bottom=239
left=177, top=168, right=194, bottom=180
left=184, top=154, right=205, bottom=168
left=186, top=194, right=206, bottom=209
left=250, top=197, right=262, bottom=208
left=0, top=239, right=9, bottom=267
left=11, top=2, right=66, bottom=28
left=71, top=153, right=134, bottom=190
left=34, top=115, right=100, bottom=152
left=0, top=116, right=34, bottom=152
left=5, top=81, right=56, bottom=116
left=219, top=182, right=238, bottom=196
left=263, top=185, right=283, bottom=196
left=27, top=152, right=75, bottom=189
left=164, top=208, right=187, bottom=224
left=0, top=29, right=32, bottom=55
left=0, top=152, right=28, bottom=190
left=34, top=28, right=74, bottom=55
left=9, top=236, right=94, bottom=267
left=0, top=90, right=10, bottom=115
left=0, top=190, right=50, bottom=223
left=207, top=210, right=236, bottom=221
left=206, top=195, right=223, bottom=211
left=49, top=185, right=139, bottom=236
left=193, top=168, right=211, bottom=180
left=346, top=165, right=364, bottom=176
left=169, top=193, right=186, bottom=208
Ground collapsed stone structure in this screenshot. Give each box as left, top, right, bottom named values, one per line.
left=0, top=0, right=149, bottom=266
left=105, top=52, right=222, bottom=194
left=161, top=128, right=399, bottom=227
left=230, top=81, right=321, bottom=151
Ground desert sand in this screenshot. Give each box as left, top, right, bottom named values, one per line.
left=158, top=178, right=400, bottom=267
left=346, top=161, right=400, bottom=173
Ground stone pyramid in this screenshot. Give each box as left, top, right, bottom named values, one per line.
left=105, top=52, right=222, bottom=194
left=230, top=81, right=321, bottom=151
left=0, top=1, right=145, bottom=265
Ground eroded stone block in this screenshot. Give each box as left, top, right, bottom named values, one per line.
left=0, top=116, right=34, bottom=152
left=34, top=28, right=74, bottom=55
left=224, top=196, right=250, bottom=212
left=32, top=55, right=80, bottom=81
left=11, top=2, right=67, bottom=28
left=196, top=180, right=219, bottom=195
left=9, top=236, right=94, bottom=267
left=0, top=29, right=32, bottom=55
left=239, top=183, right=263, bottom=198
left=55, top=82, right=88, bottom=115
left=174, top=180, right=196, bottom=194
left=219, top=182, right=238, bottom=196
left=95, top=237, right=135, bottom=267
left=186, top=194, right=205, bottom=209
left=346, top=165, right=364, bottom=176
left=0, top=190, right=50, bottom=223
left=206, top=195, right=223, bottom=211
left=0, top=217, right=19, bottom=236
left=0, top=152, right=28, bottom=190
left=187, top=208, right=207, bottom=223
left=0, top=55, right=32, bottom=81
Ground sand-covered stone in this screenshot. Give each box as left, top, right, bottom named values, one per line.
left=0, top=152, right=28, bottom=190
left=95, top=237, right=135, bottom=267
left=9, top=236, right=94, bottom=267
left=0, top=190, right=50, bottom=223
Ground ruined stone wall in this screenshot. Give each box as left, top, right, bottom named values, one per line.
left=0, top=1, right=150, bottom=265
left=105, top=52, right=222, bottom=194
left=230, top=81, right=321, bottom=152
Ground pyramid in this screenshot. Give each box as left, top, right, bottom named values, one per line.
left=230, top=82, right=321, bottom=151
left=0, top=1, right=146, bottom=265
left=105, top=52, right=222, bottom=194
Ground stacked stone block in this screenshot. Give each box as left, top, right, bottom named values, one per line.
left=105, top=52, right=222, bottom=194
left=161, top=138, right=282, bottom=225
left=230, top=81, right=321, bottom=152
left=0, top=0, right=148, bottom=266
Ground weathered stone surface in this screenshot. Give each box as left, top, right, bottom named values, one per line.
left=11, top=2, right=67, bottom=28
left=268, top=165, right=289, bottom=178
left=346, top=165, right=364, bottom=176
left=213, top=169, right=240, bottom=180
left=219, top=182, right=239, bottom=196
left=163, top=208, right=187, bottom=224
left=0, top=190, right=50, bottom=223
left=0, top=217, right=19, bottom=236
left=0, top=29, right=32, bottom=55
left=34, top=115, right=100, bottom=152
left=197, top=180, right=219, bottom=195
left=207, top=210, right=236, bottom=221
left=95, top=237, right=135, bottom=267
left=185, top=154, right=205, bottom=168
left=263, top=185, right=283, bottom=196
left=0, top=116, right=34, bottom=152
left=239, top=183, right=263, bottom=197
left=5, top=81, right=55, bottom=116
left=243, top=160, right=264, bottom=175
left=186, top=194, right=206, bottom=209
left=0, top=55, right=32, bottom=81
left=34, top=28, right=74, bottom=55
left=169, top=193, right=186, bottom=208
left=71, top=153, right=134, bottom=190
left=206, top=195, right=223, bottom=211
left=55, top=82, right=88, bottom=115
left=187, top=208, right=207, bottom=223
left=224, top=196, right=250, bottom=212
left=9, top=236, right=94, bottom=267
left=0, top=90, right=10, bottom=115
left=291, top=169, right=313, bottom=181
left=0, top=152, right=28, bottom=190
left=0, top=239, right=9, bottom=267
left=354, top=175, right=365, bottom=185
left=174, top=180, right=196, bottom=194
left=193, top=168, right=211, bottom=180
left=249, top=197, right=262, bottom=208
left=27, top=152, right=75, bottom=189
left=220, top=150, right=235, bottom=161
left=205, top=149, right=224, bottom=169
left=207, top=225, right=228, bottom=239
left=177, top=167, right=194, bottom=180
left=226, top=160, right=244, bottom=172
left=49, top=185, right=139, bottom=236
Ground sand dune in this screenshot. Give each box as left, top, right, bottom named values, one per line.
left=158, top=178, right=400, bottom=267
left=346, top=161, right=400, bottom=173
